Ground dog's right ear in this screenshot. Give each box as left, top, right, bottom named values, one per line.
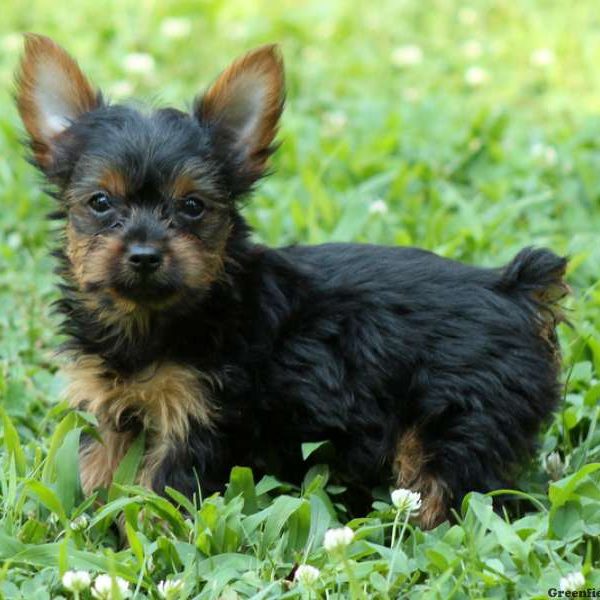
left=194, top=45, right=285, bottom=192
left=15, top=34, right=101, bottom=169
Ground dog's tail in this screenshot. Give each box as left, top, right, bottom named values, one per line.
left=496, top=247, right=570, bottom=350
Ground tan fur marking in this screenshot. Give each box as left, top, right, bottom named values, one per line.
left=394, top=427, right=425, bottom=488
left=66, top=224, right=125, bottom=288
left=95, top=300, right=152, bottom=342
left=165, top=159, right=222, bottom=202
left=16, top=34, right=98, bottom=167
left=170, top=174, right=199, bottom=200
left=394, top=427, right=450, bottom=529
left=417, top=476, right=449, bottom=529
left=64, top=355, right=218, bottom=493
left=532, top=263, right=570, bottom=362
left=98, top=168, right=128, bottom=198
left=200, top=44, right=284, bottom=169
left=170, top=231, right=229, bottom=289
left=79, top=429, right=134, bottom=495
left=66, top=224, right=92, bottom=287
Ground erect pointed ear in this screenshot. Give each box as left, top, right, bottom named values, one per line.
left=195, top=44, right=285, bottom=187
left=15, top=34, right=101, bottom=169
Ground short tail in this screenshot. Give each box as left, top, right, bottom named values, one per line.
left=497, top=247, right=570, bottom=349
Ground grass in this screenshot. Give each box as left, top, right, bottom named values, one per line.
left=1, top=0, right=600, bottom=597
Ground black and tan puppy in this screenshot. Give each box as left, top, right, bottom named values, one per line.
left=16, top=35, right=568, bottom=528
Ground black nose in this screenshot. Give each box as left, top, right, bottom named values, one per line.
left=127, top=244, right=162, bottom=274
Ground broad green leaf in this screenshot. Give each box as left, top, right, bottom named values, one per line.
left=125, top=521, right=144, bottom=567
left=225, top=466, right=258, bottom=515
left=25, top=481, right=66, bottom=525
left=549, top=463, right=600, bottom=508
left=262, top=496, right=303, bottom=551
left=0, top=533, right=133, bottom=579
left=55, top=427, right=82, bottom=515
left=165, top=486, right=197, bottom=515
left=89, top=496, right=144, bottom=527
left=301, top=440, right=329, bottom=461
left=286, top=499, right=310, bottom=554
left=42, top=412, right=79, bottom=484
left=0, top=407, right=27, bottom=475
left=108, top=430, right=146, bottom=502
left=305, top=494, right=333, bottom=554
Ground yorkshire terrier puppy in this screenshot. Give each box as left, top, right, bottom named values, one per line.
left=16, top=34, right=568, bottom=528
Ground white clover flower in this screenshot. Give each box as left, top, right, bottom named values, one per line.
left=531, top=142, right=558, bottom=167
left=316, top=22, right=335, bottom=40
left=109, top=81, right=134, bottom=99
left=369, top=199, right=389, bottom=215
left=462, top=40, right=483, bottom=60
left=160, top=17, right=192, bottom=39
left=403, top=87, right=421, bottom=103
left=323, top=111, right=348, bottom=135
left=545, top=148, right=558, bottom=166
left=391, top=45, right=424, bottom=68
left=559, top=571, right=585, bottom=592
left=62, top=570, right=92, bottom=592
left=70, top=514, right=89, bottom=532
left=2, top=33, right=22, bottom=52
left=543, top=451, right=565, bottom=480
left=464, top=66, right=489, bottom=87
left=323, top=526, right=354, bottom=553
left=391, top=488, right=422, bottom=515
left=294, top=564, right=321, bottom=586
left=302, top=46, right=323, bottom=63
left=157, top=578, right=184, bottom=599
left=92, top=574, right=131, bottom=599
left=458, top=7, right=478, bottom=26
left=123, top=53, right=155, bottom=75
left=530, top=48, right=555, bottom=68
left=227, top=22, right=249, bottom=41
left=468, top=137, right=482, bottom=152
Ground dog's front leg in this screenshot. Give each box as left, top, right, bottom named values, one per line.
left=137, top=425, right=225, bottom=501
left=79, top=428, right=136, bottom=495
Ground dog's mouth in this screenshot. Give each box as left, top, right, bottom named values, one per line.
left=109, top=269, right=181, bottom=308
left=114, top=280, right=178, bottom=304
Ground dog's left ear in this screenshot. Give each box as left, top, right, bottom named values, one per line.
left=195, top=45, right=285, bottom=188
left=15, top=34, right=101, bottom=170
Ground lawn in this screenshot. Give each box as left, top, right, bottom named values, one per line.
left=1, top=0, right=600, bottom=598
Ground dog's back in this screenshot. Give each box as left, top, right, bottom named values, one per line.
left=244, top=243, right=569, bottom=527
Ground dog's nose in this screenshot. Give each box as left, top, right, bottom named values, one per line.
left=127, top=244, right=163, bottom=274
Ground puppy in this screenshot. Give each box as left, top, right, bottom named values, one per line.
left=15, top=34, right=568, bottom=528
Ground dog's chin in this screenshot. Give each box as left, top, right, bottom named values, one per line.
left=111, top=279, right=180, bottom=310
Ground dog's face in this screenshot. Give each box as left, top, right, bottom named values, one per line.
left=16, top=35, right=284, bottom=314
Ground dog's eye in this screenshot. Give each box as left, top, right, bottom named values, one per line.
left=88, top=192, right=112, bottom=215
left=179, top=196, right=205, bottom=220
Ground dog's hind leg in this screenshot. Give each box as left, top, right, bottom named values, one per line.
left=394, top=380, right=554, bottom=530
left=393, top=426, right=452, bottom=529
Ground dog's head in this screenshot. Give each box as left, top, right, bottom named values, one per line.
left=15, top=34, right=284, bottom=316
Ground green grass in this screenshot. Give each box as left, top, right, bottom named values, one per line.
left=1, top=0, right=600, bottom=597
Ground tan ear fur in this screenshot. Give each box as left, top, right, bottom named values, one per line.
left=15, top=33, right=99, bottom=168
left=198, top=44, right=285, bottom=172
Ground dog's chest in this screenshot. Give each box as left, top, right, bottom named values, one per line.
left=64, top=354, right=217, bottom=438
left=66, top=354, right=219, bottom=493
